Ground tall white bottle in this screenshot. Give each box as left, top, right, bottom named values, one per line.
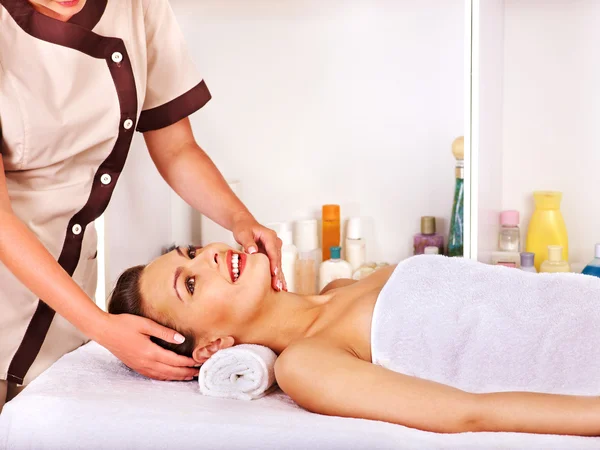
left=345, top=217, right=366, bottom=272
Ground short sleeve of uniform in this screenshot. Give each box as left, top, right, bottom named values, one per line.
left=136, top=0, right=212, bottom=133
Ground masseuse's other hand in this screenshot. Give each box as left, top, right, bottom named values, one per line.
left=231, top=211, right=286, bottom=291
left=96, top=313, right=199, bottom=381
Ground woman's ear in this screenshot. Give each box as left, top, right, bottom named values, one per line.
left=191, top=336, right=235, bottom=364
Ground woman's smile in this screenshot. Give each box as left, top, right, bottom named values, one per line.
left=226, top=250, right=247, bottom=282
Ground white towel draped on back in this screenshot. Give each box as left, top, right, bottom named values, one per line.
left=371, top=255, right=600, bottom=395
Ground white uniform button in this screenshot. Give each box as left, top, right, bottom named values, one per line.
left=123, top=119, right=133, bottom=130
left=111, top=52, right=123, bottom=63
left=72, top=224, right=82, bottom=235
left=100, top=174, right=112, bottom=185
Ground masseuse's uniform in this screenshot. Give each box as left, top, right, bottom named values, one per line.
left=0, top=0, right=211, bottom=386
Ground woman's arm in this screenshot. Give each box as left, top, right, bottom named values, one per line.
left=0, top=158, right=197, bottom=380
left=144, top=118, right=284, bottom=290
left=275, top=340, right=600, bottom=435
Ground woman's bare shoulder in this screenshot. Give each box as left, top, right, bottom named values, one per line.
left=276, top=338, right=348, bottom=376
left=319, top=278, right=357, bottom=294
left=274, top=339, right=355, bottom=403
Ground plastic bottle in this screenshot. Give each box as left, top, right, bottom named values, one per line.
left=540, top=245, right=571, bottom=273
left=499, top=210, right=520, bottom=252
left=519, top=252, right=537, bottom=273
left=414, top=217, right=444, bottom=255
left=582, top=244, right=600, bottom=279
left=526, top=191, right=568, bottom=271
left=322, top=205, right=340, bottom=262
left=319, top=246, right=353, bottom=292
left=269, top=222, right=298, bottom=293
left=294, top=219, right=320, bottom=295
left=448, top=137, right=464, bottom=257
left=345, top=217, right=366, bottom=271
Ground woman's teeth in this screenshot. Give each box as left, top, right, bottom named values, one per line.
left=232, top=253, right=240, bottom=281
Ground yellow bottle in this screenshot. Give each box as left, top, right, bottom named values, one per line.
left=540, top=245, right=571, bottom=273
left=525, top=191, right=568, bottom=271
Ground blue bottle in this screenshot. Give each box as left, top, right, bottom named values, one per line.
left=582, top=244, right=600, bottom=278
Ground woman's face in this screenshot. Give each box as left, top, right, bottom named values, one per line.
left=28, top=0, right=87, bottom=20
left=139, top=243, right=272, bottom=341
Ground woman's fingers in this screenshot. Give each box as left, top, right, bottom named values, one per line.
left=232, top=218, right=284, bottom=291
left=140, top=316, right=186, bottom=345
left=259, top=230, right=283, bottom=291
left=235, top=228, right=259, bottom=255
left=153, top=345, right=197, bottom=368
left=144, top=363, right=199, bottom=381
left=99, top=314, right=199, bottom=382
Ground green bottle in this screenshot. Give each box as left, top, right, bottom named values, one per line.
left=448, top=137, right=464, bottom=257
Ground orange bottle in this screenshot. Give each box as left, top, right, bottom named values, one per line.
left=322, top=205, right=340, bottom=261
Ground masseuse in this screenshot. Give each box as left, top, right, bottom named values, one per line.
left=0, top=0, right=285, bottom=409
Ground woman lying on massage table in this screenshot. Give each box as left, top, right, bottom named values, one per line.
left=108, top=243, right=600, bottom=436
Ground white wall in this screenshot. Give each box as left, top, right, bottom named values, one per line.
left=475, top=0, right=505, bottom=263
left=502, top=0, right=600, bottom=266
left=174, top=0, right=465, bottom=259
left=105, top=0, right=465, bottom=290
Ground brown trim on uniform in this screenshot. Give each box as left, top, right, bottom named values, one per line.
left=68, top=0, right=107, bottom=30
left=136, top=80, right=212, bottom=133
left=2, top=0, right=138, bottom=385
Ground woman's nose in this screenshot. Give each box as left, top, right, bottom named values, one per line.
left=189, top=248, right=220, bottom=269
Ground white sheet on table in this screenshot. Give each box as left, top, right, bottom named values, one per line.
left=1, top=342, right=598, bottom=450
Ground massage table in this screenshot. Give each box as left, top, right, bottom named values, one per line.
left=1, top=342, right=598, bottom=449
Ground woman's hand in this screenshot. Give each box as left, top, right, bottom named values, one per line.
left=93, top=313, right=199, bottom=381
left=231, top=211, right=286, bottom=291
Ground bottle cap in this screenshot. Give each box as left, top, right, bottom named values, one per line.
left=424, top=246, right=439, bottom=255
left=547, top=245, right=563, bottom=262
left=452, top=136, right=464, bottom=160
left=533, top=191, right=562, bottom=210
left=500, top=210, right=519, bottom=227
left=294, top=219, right=318, bottom=252
left=520, top=252, right=534, bottom=267
left=347, top=217, right=362, bottom=240
left=421, top=216, right=436, bottom=235
left=595, top=243, right=600, bottom=259
left=330, top=246, right=341, bottom=259
left=322, top=205, right=340, bottom=222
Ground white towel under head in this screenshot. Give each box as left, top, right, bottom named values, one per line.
left=199, top=344, right=277, bottom=401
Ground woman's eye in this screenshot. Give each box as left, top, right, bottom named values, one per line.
left=186, top=276, right=195, bottom=295
left=187, top=245, right=197, bottom=259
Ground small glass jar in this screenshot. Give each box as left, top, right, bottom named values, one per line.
left=498, top=210, right=520, bottom=252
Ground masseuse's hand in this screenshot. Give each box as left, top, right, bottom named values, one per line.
left=96, top=313, right=199, bottom=381
left=231, top=211, right=286, bottom=291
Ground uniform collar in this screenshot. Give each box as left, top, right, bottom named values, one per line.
left=68, top=0, right=107, bottom=30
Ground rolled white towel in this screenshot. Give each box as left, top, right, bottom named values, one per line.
left=199, top=344, right=277, bottom=401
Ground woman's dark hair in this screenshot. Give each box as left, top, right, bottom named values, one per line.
left=107, top=265, right=196, bottom=357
